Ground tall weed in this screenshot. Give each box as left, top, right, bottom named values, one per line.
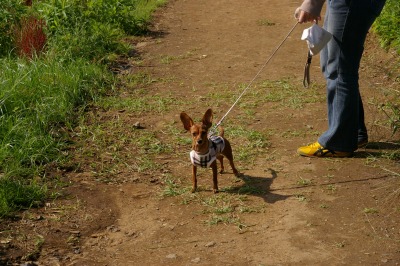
left=0, top=1, right=28, bottom=57
left=13, top=16, right=47, bottom=58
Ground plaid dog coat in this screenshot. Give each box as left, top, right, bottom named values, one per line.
left=190, top=136, right=225, bottom=168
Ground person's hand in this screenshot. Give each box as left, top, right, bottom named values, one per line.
left=295, top=8, right=320, bottom=23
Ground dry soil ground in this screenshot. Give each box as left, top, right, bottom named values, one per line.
left=1, top=0, right=400, bottom=265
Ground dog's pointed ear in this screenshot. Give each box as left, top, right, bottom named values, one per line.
left=202, top=109, right=213, bottom=128
left=180, top=112, right=194, bottom=131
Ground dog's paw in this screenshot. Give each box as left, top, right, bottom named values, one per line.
left=233, top=171, right=242, bottom=177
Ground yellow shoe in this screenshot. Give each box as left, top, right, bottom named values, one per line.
left=297, top=142, right=353, bottom=158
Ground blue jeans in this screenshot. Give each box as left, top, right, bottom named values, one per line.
left=318, top=0, right=386, bottom=152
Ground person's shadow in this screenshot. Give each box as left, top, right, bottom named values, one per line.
left=355, top=141, right=400, bottom=158
left=221, top=168, right=291, bottom=203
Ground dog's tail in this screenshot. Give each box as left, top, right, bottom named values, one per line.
left=218, top=126, right=225, bottom=137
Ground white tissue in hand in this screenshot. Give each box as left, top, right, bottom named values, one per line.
left=301, top=24, right=332, bottom=56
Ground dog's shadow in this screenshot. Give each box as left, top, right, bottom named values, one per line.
left=220, top=168, right=291, bottom=204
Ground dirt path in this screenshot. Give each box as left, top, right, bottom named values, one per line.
left=2, top=0, right=399, bottom=265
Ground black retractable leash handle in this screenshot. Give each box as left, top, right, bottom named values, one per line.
left=303, top=50, right=312, bottom=88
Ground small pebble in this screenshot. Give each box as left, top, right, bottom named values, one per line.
left=205, top=241, right=216, bottom=247
left=166, top=253, right=177, bottom=259
left=191, top=257, right=201, bottom=263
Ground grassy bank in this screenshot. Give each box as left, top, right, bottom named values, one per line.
left=0, top=0, right=166, bottom=217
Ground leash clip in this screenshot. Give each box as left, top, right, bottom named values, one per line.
left=208, top=122, right=220, bottom=138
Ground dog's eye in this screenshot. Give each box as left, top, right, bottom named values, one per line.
left=201, top=131, right=207, bottom=136
left=192, top=132, right=198, bottom=137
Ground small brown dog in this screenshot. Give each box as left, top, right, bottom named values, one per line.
left=180, top=108, right=239, bottom=193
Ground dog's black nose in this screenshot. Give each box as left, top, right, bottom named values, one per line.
left=197, top=139, right=203, bottom=145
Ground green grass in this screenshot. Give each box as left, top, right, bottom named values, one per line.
left=98, top=93, right=181, bottom=114
left=119, top=72, right=158, bottom=88
left=297, top=177, right=312, bottom=186
left=0, top=56, right=111, bottom=217
left=363, top=207, right=379, bottom=214
left=0, top=0, right=166, bottom=217
left=225, top=126, right=271, bottom=164
left=373, top=0, right=400, bottom=146
left=325, top=184, right=337, bottom=194
left=0, top=57, right=110, bottom=178
left=160, top=176, right=267, bottom=228
left=201, top=194, right=245, bottom=227
left=33, top=0, right=167, bottom=61
left=0, top=178, right=46, bottom=217
left=242, top=79, right=324, bottom=109
left=205, top=214, right=240, bottom=226
left=162, top=175, right=190, bottom=197
left=374, top=0, right=400, bottom=53
left=74, top=113, right=173, bottom=178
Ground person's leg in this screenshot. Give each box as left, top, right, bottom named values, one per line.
left=358, top=94, right=368, bottom=144
left=356, top=0, right=386, bottom=145
left=318, top=0, right=384, bottom=152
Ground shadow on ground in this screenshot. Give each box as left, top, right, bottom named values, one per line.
left=222, top=168, right=292, bottom=204
left=355, top=141, right=400, bottom=159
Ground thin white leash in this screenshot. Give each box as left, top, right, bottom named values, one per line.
left=209, top=21, right=299, bottom=137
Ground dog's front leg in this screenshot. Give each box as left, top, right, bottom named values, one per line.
left=191, top=165, right=197, bottom=193
left=210, top=161, right=219, bottom=193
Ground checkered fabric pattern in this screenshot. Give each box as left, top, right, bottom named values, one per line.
left=190, top=136, right=225, bottom=168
